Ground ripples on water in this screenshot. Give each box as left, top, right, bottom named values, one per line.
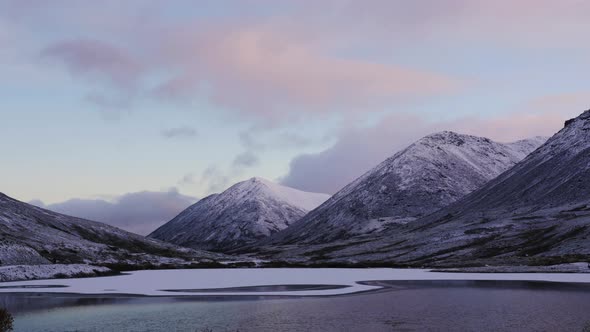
left=4, top=280, right=590, bottom=332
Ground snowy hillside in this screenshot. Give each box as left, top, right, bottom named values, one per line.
left=270, top=110, right=590, bottom=267
left=0, top=193, right=226, bottom=267
left=263, top=132, right=547, bottom=245
left=149, top=177, right=330, bottom=252
left=505, top=136, right=548, bottom=157
left=0, top=264, right=114, bottom=282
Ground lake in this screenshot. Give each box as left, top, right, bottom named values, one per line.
left=2, top=269, right=590, bottom=331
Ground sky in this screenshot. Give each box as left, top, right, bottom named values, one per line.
left=1, top=0, right=589, bottom=234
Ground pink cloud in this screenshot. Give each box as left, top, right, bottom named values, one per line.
left=28, top=1, right=590, bottom=124
left=302, top=1, right=590, bottom=48
left=153, top=23, right=461, bottom=120
left=37, top=20, right=461, bottom=123
left=451, top=91, right=590, bottom=142
left=447, top=112, right=569, bottom=143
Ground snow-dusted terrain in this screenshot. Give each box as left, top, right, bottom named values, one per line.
left=268, top=110, right=590, bottom=267
left=1, top=268, right=589, bottom=297
left=2, top=110, right=588, bottom=275
left=150, top=177, right=330, bottom=252
left=260, top=132, right=546, bottom=246
left=0, top=264, right=113, bottom=282
left=0, top=193, right=228, bottom=268
left=0, top=243, right=50, bottom=265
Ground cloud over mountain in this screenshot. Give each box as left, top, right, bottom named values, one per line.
left=32, top=189, right=197, bottom=235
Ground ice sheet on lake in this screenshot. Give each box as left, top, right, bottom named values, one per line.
left=1, top=268, right=590, bottom=297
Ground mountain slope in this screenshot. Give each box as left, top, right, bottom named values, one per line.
left=149, top=177, right=330, bottom=252
left=265, top=132, right=546, bottom=245
left=0, top=193, right=225, bottom=267
left=298, top=110, right=590, bottom=266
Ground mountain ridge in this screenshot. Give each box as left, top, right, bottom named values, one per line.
left=268, top=110, right=590, bottom=267
left=261, top=131, right=547, bottom=246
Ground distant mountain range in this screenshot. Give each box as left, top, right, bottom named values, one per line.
left=149, top=177, right=330, bottom=252
left=2, top=110, right=589, bottom=269
left=261, top=132, right=547, bottom=246
left=0, top=193, right=225, bottom=267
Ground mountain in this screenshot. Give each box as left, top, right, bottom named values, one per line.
left=149, top=177, right=330, bottom=252
left=287, top=110, right=590, bottom=267
left=0, top=193, right=225, bottom=267
left=263, top=132, right=547, bottom=246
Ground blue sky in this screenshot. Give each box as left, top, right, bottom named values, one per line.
left=1, top=1, right=589, bottom=233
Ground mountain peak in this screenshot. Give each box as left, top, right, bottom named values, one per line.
left=565, top=108, right=590, bottom=127
left=264, top=132, right=546, bottom=245
left=247, top=176, right=271, bottom=185
left=534, top=109, right=590, bottom=159
left=426, top=130, right=463, bottom=138
left=339, top=108, right=590, bottom=266
left=149, top=179, right=330, bottom=251
left=244, top=176, right=280, bottom=191
left=230, top=177, right=272, bottom=192
left=418, top=131, right=492, bottom=148
left=423, top=130, right=464, bottom=140
left=420, top=108, right=590, bottom=215
left=228, top=177, right=329, bottom=211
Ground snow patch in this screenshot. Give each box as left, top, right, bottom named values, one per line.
left=249, top=177, right=330, bottom=211
left=0, top=264, right=113, bottom=282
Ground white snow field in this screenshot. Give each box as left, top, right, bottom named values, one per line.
left=1, top=268, right=590, bottom=297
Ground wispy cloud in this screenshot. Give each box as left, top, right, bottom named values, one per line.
left=161, top=126, right=198, bottom=139
left=41, top=39, right=142, bottom=88
left=194, top=151, right=261, bottom=195
left=198, top=165, right=231, bottom=194
left=232, top=151, right=259, bottom=168
left=178, top=173, right=196, bottom=186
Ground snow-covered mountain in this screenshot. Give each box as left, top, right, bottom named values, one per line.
left=149, top=177, right=330, bottom=252
left=274, top=110, right=590, bottom=267
left=264, top=132, right=547, bottom=245
left=0, top=193, right=224, bottom=267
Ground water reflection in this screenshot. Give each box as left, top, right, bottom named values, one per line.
left=5, top=280, right=590, bottom=332
left=362, top=279, right=590, bottom=292
left=0, top=294, right=146, bottom=314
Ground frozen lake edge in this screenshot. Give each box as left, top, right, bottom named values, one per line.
left=2, top=267, right=590, bottom=297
